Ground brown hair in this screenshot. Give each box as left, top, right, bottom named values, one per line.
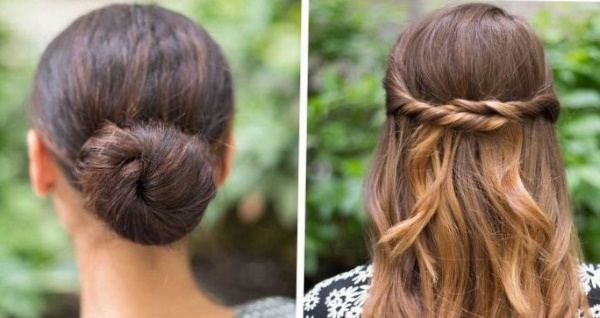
left=29, top=4, right=233, bottom=245
left=363, top=3, right=587, bottom=318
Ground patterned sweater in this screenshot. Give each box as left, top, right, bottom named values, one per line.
left=304, top=264, right=600, bottom=318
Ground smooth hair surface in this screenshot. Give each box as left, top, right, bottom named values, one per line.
left=363, top=3, right=587, bottom=318
left=30, top=4, right=233, bottom=245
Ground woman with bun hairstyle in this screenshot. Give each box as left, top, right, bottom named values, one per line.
left=27, top=4, right=293, bottom=318
left=305, top=3, right=600, bottom=318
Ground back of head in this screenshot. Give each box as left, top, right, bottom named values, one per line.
left=30, top=4, right=233, bottom=245
left=364, top=3, right=585, bottom=317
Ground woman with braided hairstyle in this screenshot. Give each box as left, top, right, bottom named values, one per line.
left=305, top=3, right=600, bottom=318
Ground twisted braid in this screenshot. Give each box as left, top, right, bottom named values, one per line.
left=387, top=90, right=559, bottom=131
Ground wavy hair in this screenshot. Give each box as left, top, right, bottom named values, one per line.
left=363, top=3, right=588, bottom=317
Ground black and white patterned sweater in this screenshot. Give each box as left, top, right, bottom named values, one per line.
left=304, top=264, right=600, bottom=318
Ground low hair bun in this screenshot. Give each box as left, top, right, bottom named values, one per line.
left=75, top=122, right=216, bottom=245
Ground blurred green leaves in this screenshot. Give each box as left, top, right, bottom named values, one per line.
left=538, top=6, right=600, bottom=261
left=0, top=13, right=75, bottom=316
left=306, top=0, right=398, bottom=280
left=188, top=0, right=299, bottom=229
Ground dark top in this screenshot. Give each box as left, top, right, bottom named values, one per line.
left=304, top=264, right=600, bottom=318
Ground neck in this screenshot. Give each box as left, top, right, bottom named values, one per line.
left=72, top=234, right=233, bottom=318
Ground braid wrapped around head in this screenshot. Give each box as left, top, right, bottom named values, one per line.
left=386, top=90, right=560, bottom=132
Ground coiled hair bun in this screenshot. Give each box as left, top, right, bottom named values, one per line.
left=75, top=122, right=216, bottom=245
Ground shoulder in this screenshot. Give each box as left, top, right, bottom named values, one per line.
left=234, top=296, right=295, bottom=318
left=304, top=262, right=600, bottom=317
left=580, top=263, right=600, bottom=307
left=304, top=264, right=372, bottom=318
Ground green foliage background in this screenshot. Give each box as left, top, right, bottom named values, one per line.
left=0, top=0, right=299, bottom=317
left=306, top=0, right=600, bottom=287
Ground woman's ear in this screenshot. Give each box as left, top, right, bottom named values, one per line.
left=27, top=130, right=57, bottom=196
left=216, top=130, right=235, bottom=186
